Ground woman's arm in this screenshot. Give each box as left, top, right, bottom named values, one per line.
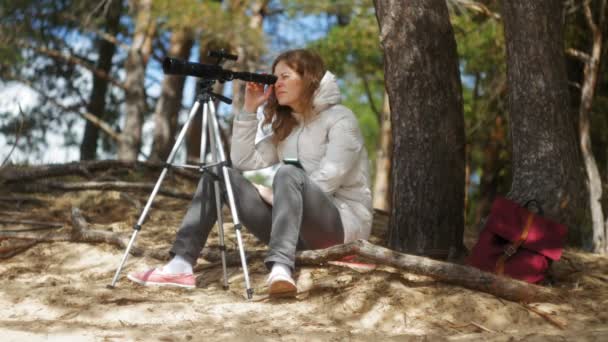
left=230, top=113, right=279, bottom=171
left=231, top=82, right=278, bottom=171
left=309, top=113, right=363, bottom=195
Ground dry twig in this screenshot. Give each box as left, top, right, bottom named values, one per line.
left=520, top=303, right=567, bottom=330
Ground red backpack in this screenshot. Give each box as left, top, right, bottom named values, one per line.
left=468, top=196, right=567, bottom=284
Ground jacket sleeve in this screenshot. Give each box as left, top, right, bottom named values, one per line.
left=309, top=114, right=363, bottom=195
left=230, top=114, right=279, bottom=171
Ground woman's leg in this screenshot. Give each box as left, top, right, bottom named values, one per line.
left=169, top=172, right=220, bottom=265
left=265, top=165, right=344, bottom=270
left=170, top=168, right=275, bottom=265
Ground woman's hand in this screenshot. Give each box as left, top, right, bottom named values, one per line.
left=244, top=82, right=273, bottom=114
left=253, top=183, right=273, bottom=205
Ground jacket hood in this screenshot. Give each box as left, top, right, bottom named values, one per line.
left=312, top=71, right=341, bottom=113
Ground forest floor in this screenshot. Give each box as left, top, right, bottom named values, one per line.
left=1, top=166, right=607, bottom=341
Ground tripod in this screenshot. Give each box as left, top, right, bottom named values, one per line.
left=109, top=78, right=254, bottom=299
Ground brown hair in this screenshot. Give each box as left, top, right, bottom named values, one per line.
left=263, top=49, right=326, bottom=144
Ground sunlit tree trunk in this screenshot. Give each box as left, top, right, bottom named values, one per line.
left=502, top=0, right=589, bottom=245
left=149, top=27, right=194, bottom=162
left=571, top=0, right=606, bottom=253
left=118, top=0, right=156, bottom=161
left=80, top=0, right=122, bottom=160
left=373, top=91, right=392, bottom=211
left=375, top=0, right=466, bottom=259
left=230, top=0, right=269, bottom=113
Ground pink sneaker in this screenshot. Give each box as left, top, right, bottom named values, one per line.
left=127, top=268, right=195, bottom=289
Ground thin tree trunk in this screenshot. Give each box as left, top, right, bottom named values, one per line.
left=374, top=0, right=466, bottom=259
left=502, top=1, right=589, bottom=246
left=373, top=91, right=392, bottom=211
left=231, top=1, right=269, bottom=113
left=149, top=27, right=194, bottom=162
left=118, top=0, right=156, bottom=161
left=577, top=0, right=606, bottom=253
left=80, top=0, right=122, bottom=160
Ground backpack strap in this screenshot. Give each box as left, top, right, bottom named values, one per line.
left=495, top=212, right=534, bottom=275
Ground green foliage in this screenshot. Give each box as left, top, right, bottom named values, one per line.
left=305, top=0, right=383, bottom=166
left=152, top=0, right=266, bottom=62
left=451, top=10, right=511, bottom=227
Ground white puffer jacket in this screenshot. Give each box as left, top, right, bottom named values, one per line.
left=230, top=71, right=373, bottom=243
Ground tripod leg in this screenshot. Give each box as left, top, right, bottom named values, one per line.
left=207, top=101, right=254, bottom=299
left=213, top=181, right=229, bottom=290
left=200, top=102, right=208, bottom=163
left=109, top=100, right=203, bottom=288
left=221, top=165, right=254, bottom=299
left=206, top=102, right=229, bottom=290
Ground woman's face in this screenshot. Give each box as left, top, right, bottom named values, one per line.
left=273, top=61, right=305, bottom=112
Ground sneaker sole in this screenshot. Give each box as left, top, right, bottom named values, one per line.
left=269, top=279, right=297, bottom=298
left=127, top=274, right=195, bottom=289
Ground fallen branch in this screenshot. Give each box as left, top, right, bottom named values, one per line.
left=296, top=240, right=560, bottom=303
left=0, top=241, right=38, bottom=259
left=0, top=219, right=63, bottom=229
left=0, top=160, right=199, bottom=183
left=7, top=181, right=191, bottom=200
left=0, top=195, right=46, bottom=203
left=0, top=208, right=168, bottom=260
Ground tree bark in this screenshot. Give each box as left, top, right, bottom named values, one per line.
left=80, top=0, right=122, bottom=161
left=118, top=0, right=156, bottom=161
left=149, top=27, right=194, bottom=162
left=374, top=0, right=466, bottom=259
left=373, top=91, right=392, bottom=211
left=501, top=1, right=589, bottom=246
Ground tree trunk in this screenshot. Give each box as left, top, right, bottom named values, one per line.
left=230, top=1, right=269, bottom=115
left=578, top=0, right=606, bottom=254
left=374, top=0, right=466, bottom=259
left=148, top=27, right=194, bottom=162
left=80, top=0, right=122, bottom=160
left=185, top=39, right=228, bottom=163
left=502, top=1, right=589, bottom=246
left=373, top=91, right=392, bottom=211
left=118, top=0, right=156, bottom=161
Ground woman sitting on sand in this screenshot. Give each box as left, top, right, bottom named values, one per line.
left=128, top=49, right=373, bottom=297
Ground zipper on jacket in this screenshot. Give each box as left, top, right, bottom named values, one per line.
left=296, top=125, right=303, bottom=161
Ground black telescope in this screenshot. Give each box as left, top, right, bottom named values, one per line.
left=162, top=57, right=277, bottom=85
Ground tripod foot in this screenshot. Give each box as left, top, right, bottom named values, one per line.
left=106, top=284, right=115, bottom=289
left=246, top=288, right=254, bottom=299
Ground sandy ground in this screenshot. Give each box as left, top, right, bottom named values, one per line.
left=1, top=182, right=608, bottom=341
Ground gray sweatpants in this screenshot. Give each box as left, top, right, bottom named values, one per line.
left=170, top=165, right=344, bottom=270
